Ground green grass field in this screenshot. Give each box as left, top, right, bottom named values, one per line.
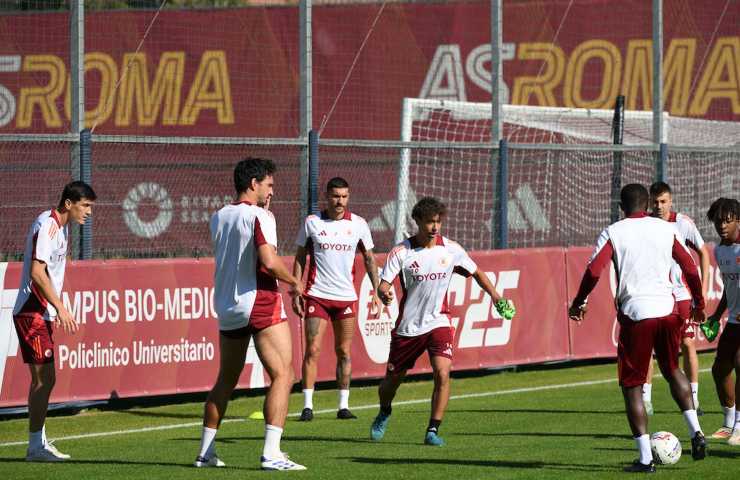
left=1, top=352, right=737, bottom=479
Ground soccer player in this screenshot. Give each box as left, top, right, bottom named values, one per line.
left=704, top=198, right=740, bottom=445
left=194, top=158, right=306, bottom=471
left=292, top=177, right=383, bottom=421
left=369, top=197, right=514, bottom=446
left=13, top=181, right=96, bottom=462
left=569, top=184, right=706, bottom=473
left=642, top=182, right=710, bottom=416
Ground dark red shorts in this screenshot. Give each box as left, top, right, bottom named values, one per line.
left=676, top=300, right=696, bottom=339
left=220, top=317, right=287, bottom=338
left=13, top=315, right=54, bottom=364
left=304, top=295, right=356, bottom=322
left=617, top=311, right=682, bottom=387
left=387, top=326, right=453, bottom=373
left=716, top=323, right=740, bottom=364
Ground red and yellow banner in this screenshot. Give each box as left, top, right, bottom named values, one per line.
left=0, top=247, right=726, bottom=407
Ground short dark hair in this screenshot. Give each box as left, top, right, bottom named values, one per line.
left=649, top=181, right=671, bottom=198
left=58, top=181, right=96, bottom=209
left=620, top=183, right=649, bottom=214
left=234, top=157, right=276, bottom=194
left=326, top=177, right=349, bottom=191
left=707, top=197, right=740, bottom=223
left=411, top=197, right=447, bottom=221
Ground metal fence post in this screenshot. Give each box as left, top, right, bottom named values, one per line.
left=497, top=139, right=508, bottom=249
left=308, top=130, right=320, bottom=216
left=80, top=129, right=92, bottom=259
left=299, top=0, right=313, bottom=221
left=491, top=0, right=504, bottom=248
left=70, top=0, right=85, bottom=259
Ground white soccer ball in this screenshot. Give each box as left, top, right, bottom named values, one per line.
left=650, top=431, right=682, bottom=465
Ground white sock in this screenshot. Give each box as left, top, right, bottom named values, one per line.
left=29, top=429, right=44, bottom=450
left=682, top=409, right=702, bottom=438
left=41, top=424, right=47, bottom=446
left=198, top=426, right=218, bottom=459
left=735, top=410, right=740, bottom=430
left=303, top=389, right=314, bottom=410
left=338, top=389, right=350, bottom=410
left=642, top=383, right=652, bottom=403
left=635, top=434, right=652, bottom=464
left=690, top=382, right=699, bottom=408
left=263, top=424, right=283, bottom=460
left=723, top=405, right=736, bottom=429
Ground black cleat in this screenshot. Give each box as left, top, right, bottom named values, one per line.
left=299, top=408, right=313, bottom=421
left=691, top=432, right=706, bottom=460
left=337, top=408, right=357, bottom=420
left=696, top=407, right=704, bottom=416
left=623, top=460, right=656, bottom=473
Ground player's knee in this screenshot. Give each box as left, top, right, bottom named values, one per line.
left=433, top=369, right=450, bottom=384
left=306, top=342, right=322, bottom=360
left=335, top=345, right=351, bottom=360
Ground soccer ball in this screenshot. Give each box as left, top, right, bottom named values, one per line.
left=650, top=431, right=682, bottom=465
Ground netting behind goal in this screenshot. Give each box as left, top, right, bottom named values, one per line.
left=397, top=98, right=738, bottom=250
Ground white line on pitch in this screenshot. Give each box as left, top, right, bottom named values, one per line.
left=0, top=368, right=711, bottom=448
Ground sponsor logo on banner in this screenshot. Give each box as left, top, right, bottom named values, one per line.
left=451, top=270, right=520, bottom=348
left=357, top=269, right=397, bottom=364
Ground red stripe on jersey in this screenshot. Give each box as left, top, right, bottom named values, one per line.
left=250, top=236, right=280, bottom=321
left=573, top=239, right=614, bottom=307
left=19, top=232, right=49, bottom=316
left=50, top=209, right=63, bottom=227
left=395, top=274, right=408, bottom=331
left=254, top=217, right=268, bottom=247
left=304, top=238, right=317, bottom=294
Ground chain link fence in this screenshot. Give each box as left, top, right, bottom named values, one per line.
left=0, top=0, right=737, bottom=259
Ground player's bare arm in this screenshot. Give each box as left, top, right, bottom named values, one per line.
left=708, top=291, right=727, bottom=324
left=30, top=259, right=77, bottom=333
left=471, top=269, right=516, bottom=320
left=258, top=243, right=304, bottom=297
left=362, top=248, right=383, bottom=315
left=291, top=245, right=308, bottom=316
left=378, top=280, right=394, bottom=306
left=695, top=244, right=711, bottom=298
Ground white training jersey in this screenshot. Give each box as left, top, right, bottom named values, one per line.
left=210, top=201, right=285, bottom=330
left=295, top=210, right=374, bottom=301
left=666, top=212, right=705, bottom=301
left=13, top=209, right=68, bottom=321
left=381, top=235, right=477, bottom=337
left=592, top=213, right=692, bottom=320
left=714, top=239, right=740, bottom=325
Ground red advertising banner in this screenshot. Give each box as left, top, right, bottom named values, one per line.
left=0, top=246, right=727, bottom=408
left=0, top=259, right=303, bottom=408
left=0, top=1, right=736, bottom=138
left=311, top=248, right=571, bottom=384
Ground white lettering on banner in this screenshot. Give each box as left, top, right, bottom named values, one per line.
left=421, top=43, right=515, bottom=103
left=57, top=337, right=215, bottom=370
left=357, top=268, right=519, bottom=359
left=122, top=182, right=173, bottom=239
left=0, top=56, right=21, bottom=127
left=63, top=290, right=120, bottom=324
left=358, top=268, right=398, bottom=364
left=458, top=271, right=519, bottom=348
left=0, top=263, right=20, bottom=398
left=61, top=287, right=217, bottom=324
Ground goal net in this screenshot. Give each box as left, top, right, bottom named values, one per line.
left=396, top=98, right=740, bottom=250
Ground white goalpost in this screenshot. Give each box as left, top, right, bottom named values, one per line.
left=395, top=97, right=740, bottom=249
